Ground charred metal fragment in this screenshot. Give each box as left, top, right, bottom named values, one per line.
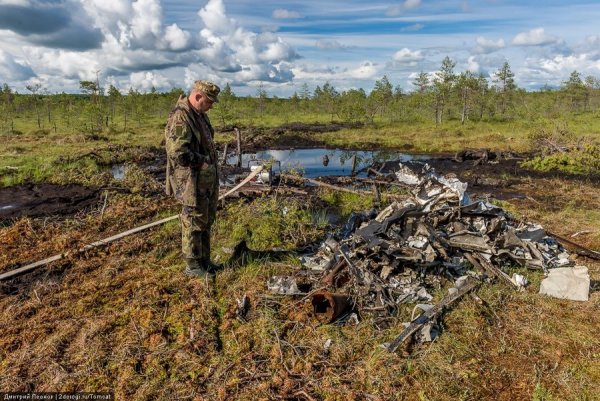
left=279, top=160, right=590, bottom=349
left=311, top=291, right=353, bottom=323
left=385, top=277, right=480, bottom=352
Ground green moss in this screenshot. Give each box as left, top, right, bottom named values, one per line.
left=521, top=145, right=600, bottom=175
left=212, top=197, right=327, bottom=264
left=320, top=190, right=374, bottom=218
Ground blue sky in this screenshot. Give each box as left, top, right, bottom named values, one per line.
left=0, top=0, right=599, bottom=96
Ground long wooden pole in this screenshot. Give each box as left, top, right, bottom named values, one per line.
left=0, top=166, right=264, bottom=281
left=235, top=127, right=242, bottom=168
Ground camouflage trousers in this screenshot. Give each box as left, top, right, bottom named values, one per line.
left=180, top=191, right=218, bottom=261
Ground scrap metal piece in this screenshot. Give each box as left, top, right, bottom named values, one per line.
left=267, top=276, right=301, bottom=295
left=447, top=232, right=491, bottom=252
left=321, top=259, right=347, bottom=287
left=517, top=224, right=546, bottom=242
left=539, top=266, right=590, bottom=301
left=546, top=231, right=600, bottom=261
left=375, top=202, right=399, bottom=222
left=385, top=277, right=480, bottom=352
left=311, top=291, right=353, bottom=323
left=461, top=201, right=506, bottom=217
left=511, top=273, right=528, bottom=288
left=473, top=252, right=521, bottom=290
left=339, top=210, right=375, bottom=238
left=300, top=254, right=334, bottom=271
left=300, top=236, right=340, bottom=271
left=236, top=294, right=250, bottom=322
left=395, top=163, right=429, bottom=185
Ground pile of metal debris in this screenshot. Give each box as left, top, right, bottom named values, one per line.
left=268, top=161, right=591, bottom=351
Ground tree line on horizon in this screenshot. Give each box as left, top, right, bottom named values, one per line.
left=1, top=57, right=599, bottom=135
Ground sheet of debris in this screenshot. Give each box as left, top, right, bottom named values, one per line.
left=268, top=161, right=591, bottom=351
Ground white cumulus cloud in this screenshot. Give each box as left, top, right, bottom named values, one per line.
left=386, top=0, right=422, bottom=16
left=538, top=54, right=598, bottom=74
left=474, top=36, right=505, bottom=54
left=291, top=60, right=379, bottom=82
left=196, top=0, right=298, bottom=81
left=466, top=56, right=480, bottom=72
left=197, top=0, right=236, bottom=35
left=404, top=0, right=422, bottom=10
left=392, top=48, right=424, bottom=65
left=164, top=24, right=191, bottom=51
left=401, top=23, right=424, bottom=32
left=348, top=61, right=379, bottom=79
left=315, top=39, right=349, bottom=50
left=513, top=28, right=558, bottom=46
left=25, top=47, right=99, bottom=80
left=129, top=70, right=171, bottom=91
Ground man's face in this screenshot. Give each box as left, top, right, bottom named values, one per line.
left=190, top=91, right=214, bottom=113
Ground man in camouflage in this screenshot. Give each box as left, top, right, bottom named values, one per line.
left=164, top=80, right=221, bottom=276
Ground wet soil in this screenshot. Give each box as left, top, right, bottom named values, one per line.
left=218, top=121, right=365, bottom=152
left=0, top=156, right=578, bottom=224
left=416, top=156, right=600, bottom=201
left=0, top=184, right=100, bottom=223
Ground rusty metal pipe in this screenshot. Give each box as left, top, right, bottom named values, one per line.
left=320, top=259, right=347, bottom=287
left=311, top=290, right=353, bottom=323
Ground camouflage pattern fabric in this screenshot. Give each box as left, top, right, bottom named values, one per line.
left=180, top=202, right=217, bottom=260
left=164, top=95, right=219, bottom=261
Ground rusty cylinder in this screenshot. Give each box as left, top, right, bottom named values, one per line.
left=311, top=291, right=352, bottom=323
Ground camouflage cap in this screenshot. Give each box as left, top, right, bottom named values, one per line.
left=193, top=80, right=220, bottom=103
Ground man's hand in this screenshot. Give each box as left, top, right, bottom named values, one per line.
left=200, top=161, right=211, bottom=170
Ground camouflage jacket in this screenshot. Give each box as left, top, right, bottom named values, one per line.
left=164, top=95, right=219, bottom=207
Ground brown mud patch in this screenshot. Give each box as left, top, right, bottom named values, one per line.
left=423, top=156, right=600, bottom=202
left=0, top=183, right=100, bottom=223
left=218, top=121, right=364, bottom=151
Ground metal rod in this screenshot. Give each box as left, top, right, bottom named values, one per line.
left=1, top=166, right=264, bottom=281
left=386, top=278, right=480, bottom=352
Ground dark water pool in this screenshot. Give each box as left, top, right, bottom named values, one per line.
left=227, top=148, right=430, bottom=178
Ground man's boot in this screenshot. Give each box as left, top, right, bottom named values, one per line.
left=184, top=258, right=213, bottom=277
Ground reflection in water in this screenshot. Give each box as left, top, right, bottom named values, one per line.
left=227, top=148, right=430, bottom=178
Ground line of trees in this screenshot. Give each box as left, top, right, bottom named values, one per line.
left=1, top=58, right=599, bottom=136
left=215, top=59, right=600, bottom=127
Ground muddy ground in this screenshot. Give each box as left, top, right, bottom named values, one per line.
left=0, top=183, right=101, bottom=222
left=2, top=145, right=596, bottom=226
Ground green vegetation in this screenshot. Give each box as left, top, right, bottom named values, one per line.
left=522, top=119, right=600, bottom=175
left=1, top=59, right=599, bottom=186
left=213, top=196, right=328, bottom=253
left=522, top=145, right=600, bottom=175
